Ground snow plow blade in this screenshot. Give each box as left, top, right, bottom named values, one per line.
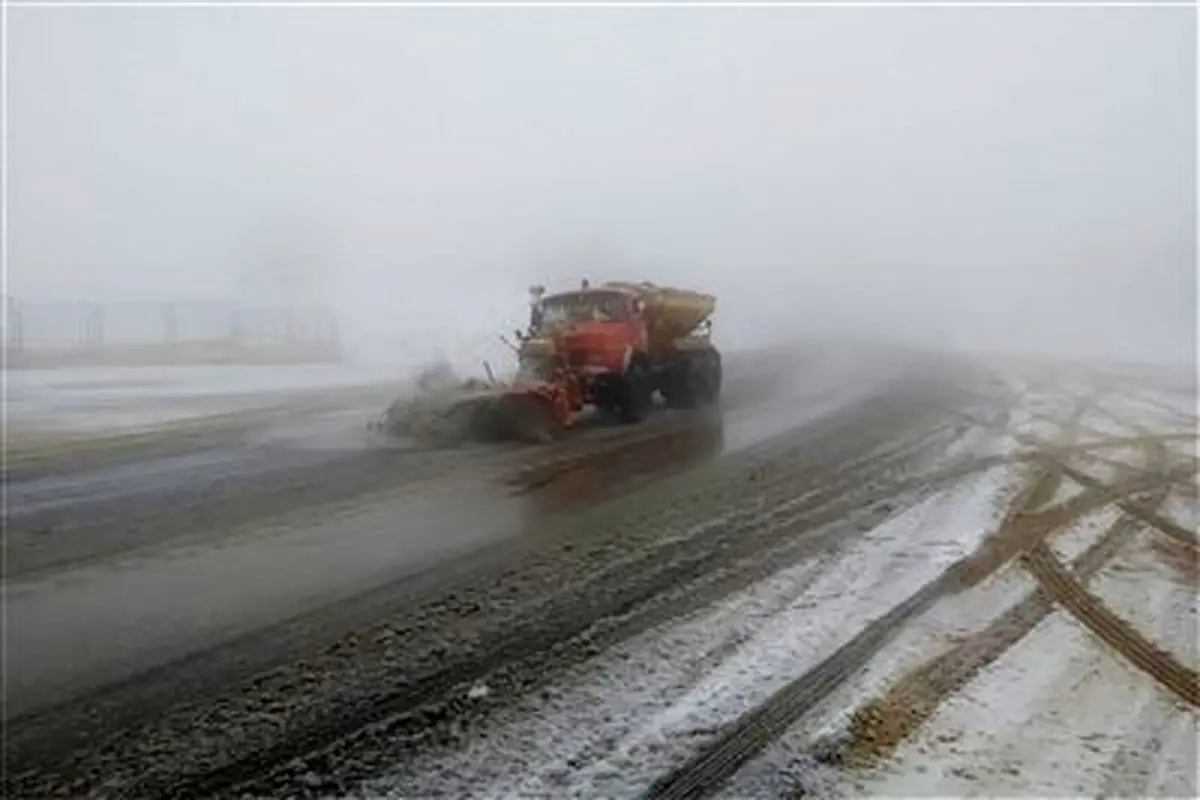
left=379, top=384, right=561, bottom=446
left=492, top=390, right=567, bottom=444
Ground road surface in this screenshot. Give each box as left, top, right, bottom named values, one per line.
left=3, top=344, right=1196, bottom=799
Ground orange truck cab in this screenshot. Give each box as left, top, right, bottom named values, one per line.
left=519, top=280, right=722, bottom=424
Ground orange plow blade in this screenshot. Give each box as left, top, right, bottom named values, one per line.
left=481, top=389, right=564, bottom=444
left=378, top=365, right=574, bottom=447
left=388, top=385, right=564, bottom=446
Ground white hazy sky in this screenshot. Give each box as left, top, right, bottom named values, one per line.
left=9, top=5, right=1197, bottom=366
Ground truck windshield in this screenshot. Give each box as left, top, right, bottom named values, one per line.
left=540, top=291, right=628, bottom=325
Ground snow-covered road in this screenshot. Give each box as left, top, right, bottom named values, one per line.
left=7, top=353, right=1194, bottom=800
left=354, top=363, right=1198, bottom=799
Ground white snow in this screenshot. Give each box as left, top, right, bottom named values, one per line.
left=1065, top=444, right=1145, bottom=486
left=551, top=466, right=1018, bottom=798
left=724, top=479, right=1194, bottom=798
left=762, top=559, right=1039, bottom=750
left=941, top=419, right=1016, bottom=461
left=1019, top=416, right=1065, bottom=443
left=836, top=509, right=1200, bottom=799
left=1004, top=406, right=1035, bottom=437
left=357, top=541, right=842, bottom=799
left=1102, top=696, right=1200, bottom=799
left=1089, top=529, right=1198, bottom=670
left=1083, top=403, right=1150, bottom=439
left=1161, top=489, right=1199, bottom=535
left=1048, top=506, right=1122, bottom=564
left=847, top=609, right=1198, bottom=798
left=713, top=558, right=1046, bottom=798
left=1164, top=438, right=1198, bottom=466
left=1113, top=390, right=1197, bottom=429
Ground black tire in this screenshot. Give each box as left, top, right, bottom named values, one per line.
left=617, top=357, right=653, bottom=423
left=665, top=356, right=700, bottom=410
left=669, top=348, right=722, bottom=409
left=592, top=381, right=621, bottom=419
left=699, top=348, right=722, bottom=405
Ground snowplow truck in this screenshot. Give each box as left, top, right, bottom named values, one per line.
left=379, top=280, right=721, bottom=446
left=515, top=280, right=723, bottom=428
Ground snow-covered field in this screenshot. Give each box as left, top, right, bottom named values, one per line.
left=6, top=362, right=407, bottom=435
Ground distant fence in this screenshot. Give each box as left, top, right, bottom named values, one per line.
left=3, top=297, right=342, bottom=367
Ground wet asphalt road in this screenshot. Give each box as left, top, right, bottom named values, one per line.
left=3, top=345, right=993, bottom=798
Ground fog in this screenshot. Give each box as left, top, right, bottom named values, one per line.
left=9, top=6, right=1197, bottom=371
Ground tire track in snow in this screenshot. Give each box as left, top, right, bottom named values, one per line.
left=641, top=437, right=1183, bottom=798
left=1022, top=542, right=1199, bottom=708
left=821, top=440, right=1180, bottom=768
left=642, top=576, right=950, bottom=800
left=1054, top=461, right=1198, bottom=547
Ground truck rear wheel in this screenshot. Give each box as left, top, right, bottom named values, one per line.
left=664, top=357, right=700, bottom=409
left=699, top=348, right=722, bottom=405
left=666, top=349, right=721, bottom=409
